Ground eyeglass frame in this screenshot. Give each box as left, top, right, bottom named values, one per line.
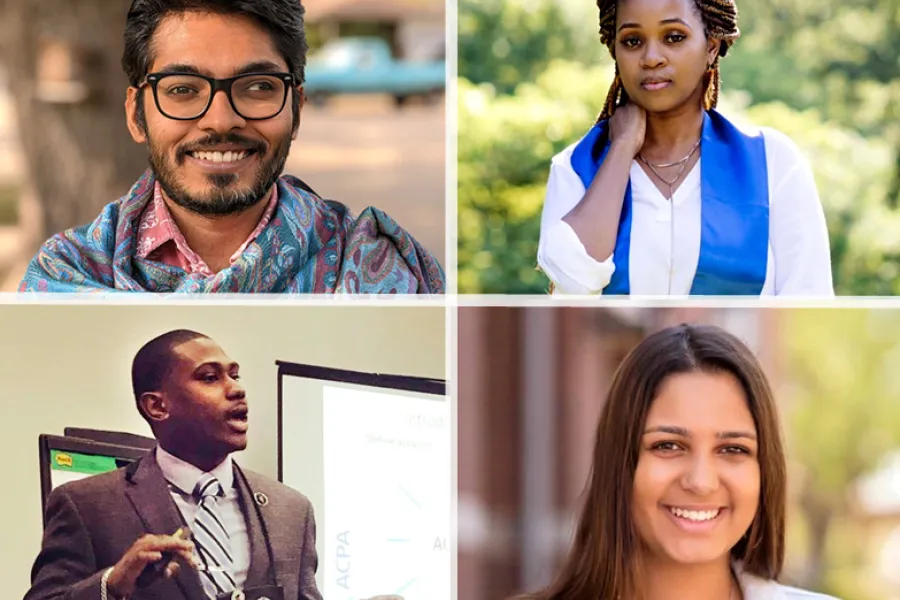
left=137, top=71, right=298, bottom=121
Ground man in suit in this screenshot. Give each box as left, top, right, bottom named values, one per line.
left=26, top=329, right=355, bottom=600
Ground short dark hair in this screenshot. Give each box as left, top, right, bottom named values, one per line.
left=122, top=0, right=309, bottom=87
left=131, top=329, right=210, bottom=420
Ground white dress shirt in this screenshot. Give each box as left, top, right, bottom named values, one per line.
left=537, top=126, right=834, bottom=296
left=156, top=446, right=250, bottom=588
left=736, top=564, right=840, bottom=600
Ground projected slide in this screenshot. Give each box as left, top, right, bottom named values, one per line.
left=322, top=385, right=450, bottom=600
left=279, top=369, right=450, bottom=600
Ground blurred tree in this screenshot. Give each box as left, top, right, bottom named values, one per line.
left=782, top=309, right=900, bottom=592
left=458, top=0, right=602, bottom=95
left=0, top=0, right=147, bottom=249
left=729, top=0, right=900, bottom=204
left=458, top=62, right=614, bottom=293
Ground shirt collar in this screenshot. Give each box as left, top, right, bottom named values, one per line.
left=136, top=181, right=280, bottom=267
left=135, top=182, right=187, bottom=260
left=156, top=445, right=234, bottom=496
left=733, top=561, right=790, bottom=600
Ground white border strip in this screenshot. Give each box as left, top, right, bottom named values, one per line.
left=444, top=0, right=459, bottom=595
left=8, top=293, right=900, bottom=309
left=443, top=0, right=460, bottom=597
left=445, top=0, right=459, bottom=297
left=446, top=303, right=458, bottom=600
left=0, top=292, right=447, bottom=306
left=455, top=295, right=900, bottom=308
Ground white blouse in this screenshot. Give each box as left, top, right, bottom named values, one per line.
left=537, top=126, right=834, bottom=296
left=736, top=566, right=840, bottom=600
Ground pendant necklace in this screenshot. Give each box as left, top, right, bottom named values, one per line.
left=637, top=138, right=701, bottom=294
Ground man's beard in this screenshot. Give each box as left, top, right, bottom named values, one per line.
left=147, top=131, right=292, bottom=216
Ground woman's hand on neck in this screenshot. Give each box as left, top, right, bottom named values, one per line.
left=639, top=555, right=739, bottom=600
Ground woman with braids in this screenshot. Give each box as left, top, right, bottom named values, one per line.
left=515, top=324, right=840, bottom=600
left=536, top=0, right=833, bottom=296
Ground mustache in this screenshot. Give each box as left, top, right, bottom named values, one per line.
left=176, top=133, right=267, bottom=162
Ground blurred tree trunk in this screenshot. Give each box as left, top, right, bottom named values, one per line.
left=798, top=481, right=834, bottom=591
left=0, top=0, right=147, bottom=252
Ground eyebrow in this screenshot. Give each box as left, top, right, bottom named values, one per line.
left=618, top=18, right=692, bottom=32
left=644, top=425, right=757, bottom=441
left=233, top=61, right=286, bottom=76
left=193, top=361, right=240, bottom=372
left=154, top=61, right=286, bottom=77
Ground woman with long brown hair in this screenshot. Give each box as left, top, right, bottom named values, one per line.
left=536, top=0, right=833, bottom=296
left=518, top=324, right=839, bottom=600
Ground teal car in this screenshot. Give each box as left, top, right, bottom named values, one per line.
left=303, top=37, right=445, bottom=106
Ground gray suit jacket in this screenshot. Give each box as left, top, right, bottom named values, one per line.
left=25, top=449, right=323, bottom=600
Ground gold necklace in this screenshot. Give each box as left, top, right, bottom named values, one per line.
left=635, top=141, right=701, bottom=294
left=639, top=138, right=701, bottom=168
left=637, top=139, right=700, bottom=187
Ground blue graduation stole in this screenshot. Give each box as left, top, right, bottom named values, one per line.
left=568, top=110, right=769, bottom=295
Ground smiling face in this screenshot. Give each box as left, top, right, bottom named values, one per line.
left=152, top=337, right=249, bottom=466
left=631, top=369, right=760, bottom=567
left=614, top=0, right=718, bottom=114
left=126, top=11, right=302, bottom=216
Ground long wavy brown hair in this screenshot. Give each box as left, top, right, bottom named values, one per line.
left=597, top=0, right=741, bottom=121
left=516, top=324, right=786, bottom=600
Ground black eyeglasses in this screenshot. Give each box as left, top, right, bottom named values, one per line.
left=138, top=72, right=296, bottom=121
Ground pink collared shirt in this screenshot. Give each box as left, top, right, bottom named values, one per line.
left=135, top=182, right=279, bottom=276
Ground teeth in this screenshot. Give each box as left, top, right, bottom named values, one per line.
left=670, top=507, right=720, bottom=522
left=192, top=150, right=248, bottom=163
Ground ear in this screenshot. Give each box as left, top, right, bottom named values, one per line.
left=139, top=391, right=170, bottom=424
left=125, top=86, right=148, bottom=144
left=291, top=85, right=305, bottom=140
left=706, top=38, right=720, bottom=68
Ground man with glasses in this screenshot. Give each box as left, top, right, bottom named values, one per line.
left=19, top=0, right=445, bottom=294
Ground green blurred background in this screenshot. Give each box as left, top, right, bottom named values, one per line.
left=457, top=0, right=900, bottom=294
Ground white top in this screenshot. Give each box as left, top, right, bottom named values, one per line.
left=737, top=565, right=840, bottom=600
left=156, top=446, right=250, bottom=587
left=537, top=126, right=834, bottom=296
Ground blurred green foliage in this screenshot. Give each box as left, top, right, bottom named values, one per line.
left=457, top=0, right=900, bottom=294
left=782, top=309, right=900, bottom=597
left=0, top=183, right=20, bottom=226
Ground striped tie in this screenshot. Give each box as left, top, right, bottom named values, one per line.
left=192, top=473, right=236, bottom=599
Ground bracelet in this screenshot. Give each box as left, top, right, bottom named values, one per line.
left=100, top=567, right=121, bottom=600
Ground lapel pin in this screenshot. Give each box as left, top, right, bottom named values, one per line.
left=254, top=492, right=269, bottom=506
left=231, top=590, right=246, bottom=600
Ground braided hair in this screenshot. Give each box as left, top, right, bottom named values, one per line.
left=596, top=0, right=740, bottom=121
